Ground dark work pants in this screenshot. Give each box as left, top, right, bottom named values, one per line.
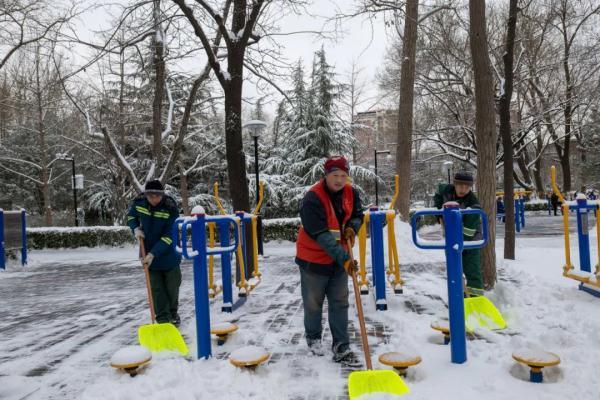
left=463, top=248, right=483, bottom=295
left=149, top=267, right=182, bottom=323
left=300, top=267, right=350, bottom=351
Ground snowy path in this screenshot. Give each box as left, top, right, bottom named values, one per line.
left=1, top=214, right=599, bottom=399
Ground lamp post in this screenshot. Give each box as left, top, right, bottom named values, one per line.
left=443, top=161, right=453, bottom=184
left=243, top=119, right=267, bottom=255
left=56, top=153, right=81, bottom=226
left=374, top=149, right=391, bottom=207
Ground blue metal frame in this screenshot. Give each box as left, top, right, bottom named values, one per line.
left=236, top=211, right=252, bottom=284
left=519, top=198, right=526, bottom=228
left=21, top=209, right=27, bottom=266
left=0, top=210, right=4, bottom=270
left=174, top=214, right=239, bottom=359
left=515, top=199, right=521, bottom=233
left=0, top=209, right=27, bottom=269
left=411, top=204, right=489, bottom=364
left=368, top=208, right=387, bottom=311
left=575, top=198, right=592, bottom=273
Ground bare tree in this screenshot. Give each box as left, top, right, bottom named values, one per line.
left=393, top=0, right=418, bottom=221
left=469, top=0, right=497, bottom=288
left=499, top=0, right=519, bottom=260
left=0, top=0, right=72, bottom=71
left=172, top=0, right=267, bottom=214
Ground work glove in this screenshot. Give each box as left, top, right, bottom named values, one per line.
left=343, top=227, right=356, bottom=247
left=134, top=227, right=145, bottom=240
left=142, top=253, right=154, bottom=267
left=344, top=259, right=359, bottom=276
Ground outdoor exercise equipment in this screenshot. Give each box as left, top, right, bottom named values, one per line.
left=137, top=240, right=188, bottom=355
left=0, top=209, right=27, bottom=270
left=212, top=182, right=262, bottom=296
left=551, top=166, right=600, bottom=297
left=347, top=241, right=410, bottom=399
left=357, top=175, right=403, bottom=309
left=496, top=191, right=529, bottom=232
left=229, top=346, right=270, bottom=370
left=430, top=320, right=452, bottom=345
left=512, top=349, right=560, bottom=383
left=173, top=212, right=241, bottom=359
left=377, top=352, right=421, bottom=377
left=412, top=202, right=499, bottom=364
left=110, top=345, right=152, bottom=377
left=211, top=322, right=238, bottom=345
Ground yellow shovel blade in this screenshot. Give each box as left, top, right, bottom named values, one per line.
left=138, top=323, right=188, bottom=355
left=464, top=296, right=506, bottom=332
left=348, top=370, right=410, bottom=399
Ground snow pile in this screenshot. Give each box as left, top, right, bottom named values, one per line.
left=229, top=345, right=269, bottom=363
left=110, top=346, right=151, bottom=366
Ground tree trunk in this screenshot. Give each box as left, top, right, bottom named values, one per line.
left=179, top=164, right=190, bottom=216
left=35, top=50, right=52, bottom=226
left=469, top=0, right=497, bottom=288
left=225, top=46, right=254, bottom=276
left=394, top=0, right=418, bottom=221
left=499, top=0, right=518, bottom=260
left=152, top=0, right=165, bottom=171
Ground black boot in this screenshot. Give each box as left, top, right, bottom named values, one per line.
left=332, top=343, right=362, bottom=367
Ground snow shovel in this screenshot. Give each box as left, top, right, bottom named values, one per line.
left=137, top=240, right=188, bottom=355
left=464, top=293, right=506, bottom=332
left=346, top=242, right=410, bottom=399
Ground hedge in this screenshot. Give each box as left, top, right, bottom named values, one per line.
left=23, top=211, right=443, bottom=249
left=27, top=227, right=135, bottom=249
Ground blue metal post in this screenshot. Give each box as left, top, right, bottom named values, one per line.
left=218, top=219, right=233, bottom=313
left=191, top=214, right=212, bottom=359
left=530, top=369, right=543, bottom=383
left=411, top=206, right=488, bottom=365
left=520, top=198, right=526, bottom=228
left=21, top=209, right=27, bottom=266
left=442, top=203, right=467, bottom=364
left=576, top=198, right=591, bottom=273
left=515, top=198, right=521, bottom=233
left=0, top=210, right=5, bottom=270
left=369, top=208, right=387, bottom=311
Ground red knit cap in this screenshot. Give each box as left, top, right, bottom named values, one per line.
left=324, top=156, right=350, bottom=175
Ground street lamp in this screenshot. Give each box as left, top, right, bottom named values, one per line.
left=442, top=161, right=453, bottom=184
left=55, top=153, right=83, bottom=226
left=243, top=119, right=267, bottom=255
left=374, top=149, right=391, bottom=207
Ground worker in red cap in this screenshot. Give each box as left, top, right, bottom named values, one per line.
left=295, top=155, right=364, bottom=367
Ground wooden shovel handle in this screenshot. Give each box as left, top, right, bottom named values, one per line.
left=347, top=242, right=372, bottom=370
left=140, top=240, right=156, bottom=323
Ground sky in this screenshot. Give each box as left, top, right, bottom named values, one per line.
left=70, top=0, right=393, bottom=120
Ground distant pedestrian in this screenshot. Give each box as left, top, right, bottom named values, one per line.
left=550, top=192, right=560, bottom=216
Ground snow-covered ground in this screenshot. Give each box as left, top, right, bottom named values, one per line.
left=1, top=214, right=599, bottom=399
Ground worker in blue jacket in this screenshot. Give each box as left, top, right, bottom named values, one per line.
left=127, top=180, right=182, bottom=325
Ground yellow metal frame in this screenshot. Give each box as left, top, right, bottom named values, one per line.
left=357, top=175, right=403, bottom=292
left=389, top=175, right=399, bottom=210
left=358, top=213, right=369, bottom=289
left=213, top=182, right=227, bottom=215
left=213, top=182, right=263, bottom=294
left=207, top=222, right=222, bottom=298
left=252, top=181, right=265, bottom=215
left=551, top=166, right=600, bottom=288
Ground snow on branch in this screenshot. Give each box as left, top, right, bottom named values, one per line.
left=161, top=81, right=174, bottom=141
left=100, top=126, right=143, bottom=192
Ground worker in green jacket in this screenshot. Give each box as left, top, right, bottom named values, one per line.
left=127, top=180, right=182, bottom=325
left=433, top=170, right=484, bottom=296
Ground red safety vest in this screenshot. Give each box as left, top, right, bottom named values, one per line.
left=296, top=180, right=354, bottom=265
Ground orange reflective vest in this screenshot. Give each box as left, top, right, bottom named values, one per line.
left=296, top=180, right=354, bottom=265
